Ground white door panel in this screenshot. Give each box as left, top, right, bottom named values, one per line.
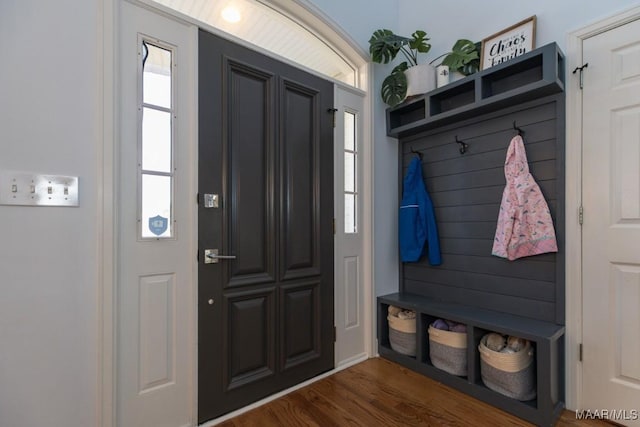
left=582, top=17, right=640, bottom=426
left=334, top=88, right=366, bottom=366
left=118, top=3, right=196, bottom=426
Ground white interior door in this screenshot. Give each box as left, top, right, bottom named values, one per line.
left=118, top=3, right=196, bottom=426
left=334, top=87, right=367, bottom=366
left=582, top=17, right=640, bottom=425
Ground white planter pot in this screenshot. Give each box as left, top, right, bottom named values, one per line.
left=405, top=63, right=436, bottom=96
left=450, top=70, right=467, bottom=83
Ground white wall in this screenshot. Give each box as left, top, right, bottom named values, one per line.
left=0, top=1, right=100, bottom=427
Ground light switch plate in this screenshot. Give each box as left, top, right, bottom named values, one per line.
left=0, top=171, right=79, bottom=207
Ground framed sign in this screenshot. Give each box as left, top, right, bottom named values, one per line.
left=481, top=16, right=536, bottom=70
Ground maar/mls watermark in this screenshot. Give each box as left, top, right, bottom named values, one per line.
left=576, top=409, right=639, bottom=421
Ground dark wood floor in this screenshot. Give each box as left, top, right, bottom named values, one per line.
left=219, top=357, right=612, bottom=426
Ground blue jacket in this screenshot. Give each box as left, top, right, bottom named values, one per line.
left=399, top=157, right=441, bottom=265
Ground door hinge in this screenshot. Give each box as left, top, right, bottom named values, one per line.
left=334, top=326, right=337, bottom=342
left=579, top=206, right=584, bottom=225
left=328, top=108, right=338, bottom=128
left=196, top=193, right=200, bottom=205
left=579, top=343, right=583, bottom=362
left=333, top=218, right=336, bottom=235
left=196, top=249, right=199, bottom=263
left=572, top=63, right=589, bottom=90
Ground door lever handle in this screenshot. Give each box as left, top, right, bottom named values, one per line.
left=204, top=249, right=236, bottom=264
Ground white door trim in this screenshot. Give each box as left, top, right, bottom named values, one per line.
left=565, top=3, right=640, bottom=411
left=364, top=63, right=376, bottom=357
left=99, top=0, right=117, bottom=426
left=99, top=1, right=373, bottom=426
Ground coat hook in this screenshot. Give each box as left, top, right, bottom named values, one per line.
left=513, top=121, right=524, bottom=136
left=410, top=146, right=423, bottom=160
left=455, top=136, right=469, bottom=155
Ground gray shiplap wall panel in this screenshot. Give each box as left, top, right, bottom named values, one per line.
left=435, top=204, right=501, bottom=222
left=421, top=254, right=556, bottom=281
left=435, top=200, right=558, bottom=224
left=423, top=159, right=557, bottom=192
left=437, top=238, right=491, bottom=257
left=437, top=221, right=500, bottom=239
left=411, top=138, right=558, bottom=179
left=400, top=95, right=564, bottom=324
left=429, top=180, right=556, bottom=207
left=438, top=238, right=556, bottom=262
left=403, top=280, right=557, bottom=322
left=403, top=123, right=558, bottom=167
left=403, top=266, right=556, bottom=301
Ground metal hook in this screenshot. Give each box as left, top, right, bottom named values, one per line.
left=410, top=146, right=423, bottom=160
left=513, top=121, right=524, bottom=136
left=455, top=136, right=469, bottom=155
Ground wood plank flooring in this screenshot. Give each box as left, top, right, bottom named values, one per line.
left=218, top=357, right=612, bottom=426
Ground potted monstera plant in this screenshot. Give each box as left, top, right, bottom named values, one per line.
left=369, top=29, right=433, bottom=107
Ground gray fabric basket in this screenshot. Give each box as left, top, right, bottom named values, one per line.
left=480, top=360, right=536, bottom=401
left=389, top=327, right=416, bottom=356
left=429, top=340, right=467, bottom=376
left=479, top=336, right=536, bottom=401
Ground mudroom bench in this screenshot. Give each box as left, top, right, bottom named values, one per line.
left=378, top=293, right=565, bottom=426
left=381, top=42, right=567, bottom=426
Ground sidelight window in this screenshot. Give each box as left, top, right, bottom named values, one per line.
left=344, top=111, right=358, bottom=234
left=139, top=40, right=175, bottom=239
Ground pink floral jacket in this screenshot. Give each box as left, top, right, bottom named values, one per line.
left=492, top=135, right=558, bottom=260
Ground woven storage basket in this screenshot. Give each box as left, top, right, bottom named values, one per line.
left=428, top=325, right=467, bottom=376
left=387, top=311, right=416, bottom=356
left=479, top=335, right=536, bottom=401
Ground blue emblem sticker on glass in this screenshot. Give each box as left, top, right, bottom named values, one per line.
left=148, top=215, right=168, bottom=236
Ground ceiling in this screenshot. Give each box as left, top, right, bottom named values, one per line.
left=151, top=0, right=357, bottom=85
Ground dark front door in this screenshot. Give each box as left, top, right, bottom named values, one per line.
left=198, top=30, right=335, bottom=423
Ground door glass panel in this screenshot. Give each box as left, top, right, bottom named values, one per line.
left=345, top=193, right=356, bottom=234
left=142, top=108, right=172, bottom=173
left=344, top=111, right=357, bottom=234
left=140, top=40, right=174, bottom=239
left=344, top=111, right=355, bottom=151
left=344, top=152, right=355, bottom=193
left=143, top=43, right=172, bottom=109
left=141, top=174, right=172, bottom=238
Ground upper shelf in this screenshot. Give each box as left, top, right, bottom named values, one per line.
left=386, top=42, right=565, bottom=138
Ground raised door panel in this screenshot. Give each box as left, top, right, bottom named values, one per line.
left=611, top=265, right=640, bottom=382
left=139, top=274, right=176, bottom=393
left=280, top=80, right=320, bottom=281
left=225, top=59, right=276, bottom=288
left=223, top=289, right=276, bottom=390
left=280, top=282, right=320, bottom=370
